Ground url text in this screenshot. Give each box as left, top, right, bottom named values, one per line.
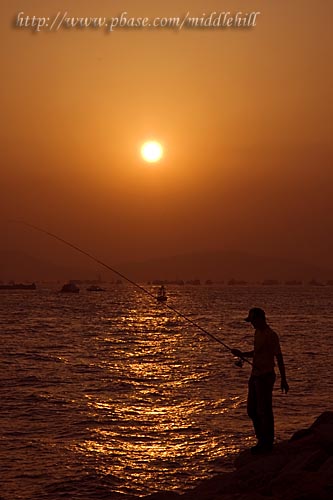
left=15, top=11, right=261, bottom=33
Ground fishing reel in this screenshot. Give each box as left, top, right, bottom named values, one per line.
left=234, top=358, right=244, bottom=368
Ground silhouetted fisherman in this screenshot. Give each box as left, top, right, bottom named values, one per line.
left=157, top=284, right=167, bottom=302
left=232, top=308, right=289, bottom=454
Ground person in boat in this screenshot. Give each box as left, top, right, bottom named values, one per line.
left=158, top=285, right=166, bottom=297
left=231, top=308, right=289, bottom=454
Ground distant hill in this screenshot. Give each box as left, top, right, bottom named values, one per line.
left=1, top=249, right=332, bottom=283
left=119, top=250, right=333, bottom=283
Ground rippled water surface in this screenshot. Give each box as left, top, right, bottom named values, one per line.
left=1, top=285, right=333, bottom=499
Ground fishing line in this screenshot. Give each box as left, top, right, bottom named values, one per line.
left=12, top=220, right=252, bottom=366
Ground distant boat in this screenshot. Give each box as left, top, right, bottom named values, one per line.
left=228, top=279, right=248, bottom=286
left=0, top=282, right=36, bottom=290
left=60, top=283, right=80, bottom=293
left=86, top=285, right=106, bottom=292
left=308, top=279, right=324, bottom=287
left=157, top=285, right=167, bottom=302
left=185, top=279, right=201, bottom=285
left=262, top=279, right=280, bottom=286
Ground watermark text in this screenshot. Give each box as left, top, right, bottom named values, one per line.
left=15, top=11, right=261, bottom=33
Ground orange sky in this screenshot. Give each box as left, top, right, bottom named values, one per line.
left=1, top=0, right=333, bottom=268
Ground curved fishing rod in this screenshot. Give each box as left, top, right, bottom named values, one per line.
left=12, top=220, right=252, bottom=366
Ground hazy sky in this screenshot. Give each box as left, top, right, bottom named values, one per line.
left=1, top=0, right=332, bottom=267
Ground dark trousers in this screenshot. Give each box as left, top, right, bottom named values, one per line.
left=247, top=372, right=276, bottom=446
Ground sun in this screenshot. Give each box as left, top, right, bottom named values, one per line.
left=141, top=141, right=163, bottom=163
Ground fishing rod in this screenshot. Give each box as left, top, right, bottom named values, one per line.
left=12, top=220, right=252, bottom=367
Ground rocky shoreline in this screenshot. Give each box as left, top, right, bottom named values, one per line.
left=144, top=412, right=333, bottom=500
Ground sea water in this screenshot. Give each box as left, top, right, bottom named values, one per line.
left=1, top=285, right=333, bottom=499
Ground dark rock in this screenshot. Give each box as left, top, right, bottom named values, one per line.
left=141, top=412, right=333, bottom=500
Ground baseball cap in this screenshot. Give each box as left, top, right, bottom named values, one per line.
left=244, top=307, right=266, bottom=322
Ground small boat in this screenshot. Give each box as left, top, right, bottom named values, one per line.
left=60, top=283, right=80, bottom=293
left=157, top=285, right=167, bottom=302
left=309, top=279, right=324, bottom=287
left=0, top=282, right=36, bottom=290
left=86, top=285, right=106, bottom=292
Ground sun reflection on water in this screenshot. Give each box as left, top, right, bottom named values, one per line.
left=70, top=297, right=244, bottom=495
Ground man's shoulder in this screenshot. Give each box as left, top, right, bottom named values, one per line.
left=266, top=326, right=282, bottom=351
left=258, top=325, right=280, bottom=343
left=266, top=325, right=278, bottom=335
left=256, top=325, right=278, bottom=335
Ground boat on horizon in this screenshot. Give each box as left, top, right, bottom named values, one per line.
left=262, top=279, right=280, bottom=286
left=0, top=282, right=37, bottom=290
left=86, top=285, right=106, bottom=292
left=309, top=279, right=325, bottom=287
left=60, top=283, right=80, bottom=293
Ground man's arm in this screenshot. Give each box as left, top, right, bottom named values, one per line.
left=276, top=352, right=289, bottom=393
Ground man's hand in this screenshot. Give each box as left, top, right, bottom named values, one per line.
left=231, top=349, right=243, bottom=358
left=281, top=378, right=289, bottom=393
